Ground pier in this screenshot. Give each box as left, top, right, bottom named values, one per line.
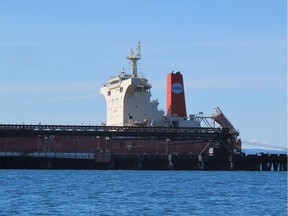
left=0, top=151, right=286, bottom=171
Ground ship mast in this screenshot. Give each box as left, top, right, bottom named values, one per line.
left=127, top=41, right=141, bottom=77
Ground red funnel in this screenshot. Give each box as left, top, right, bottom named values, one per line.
left=166, top=72, right=187, bottom=117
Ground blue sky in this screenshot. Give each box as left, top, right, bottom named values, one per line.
left=0, top=0, right=286, bottom=150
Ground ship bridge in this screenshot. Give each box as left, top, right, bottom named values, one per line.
left=100, top=42, right=164, bottom=126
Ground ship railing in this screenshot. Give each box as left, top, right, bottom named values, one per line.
left=0, top=124, right=224, bottom=142
left=0, top=123, right=222, bottom=132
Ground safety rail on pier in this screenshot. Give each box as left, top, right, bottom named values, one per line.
left=0, top=124, right=224, bottom=141
left=0, top=124, right=221, bottom=133
left=0, top=151, right=95, bottom=159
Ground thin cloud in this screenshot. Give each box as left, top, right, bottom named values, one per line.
left=189, top=39, right=284, bottom=48
left=185, top=74, right=285, bottom=90
left=0, top=93, right=100, bottom=108
left=0, top=82, right=102, bottom=94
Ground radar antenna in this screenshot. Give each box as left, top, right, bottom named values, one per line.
left=127, top=41, right=141, bottom=77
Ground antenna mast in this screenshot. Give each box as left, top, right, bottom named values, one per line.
left=127, top=41, right=141, bottom=77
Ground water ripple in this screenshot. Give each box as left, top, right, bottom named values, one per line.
left=0, top=170, right=286, bottom=215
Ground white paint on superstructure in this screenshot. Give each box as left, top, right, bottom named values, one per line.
left=100, top=42, right=201, bottom=128
left=100, top=42, right=164, bottom=126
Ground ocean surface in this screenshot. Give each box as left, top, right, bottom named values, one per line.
left=0, top=170, right=286, bottom=216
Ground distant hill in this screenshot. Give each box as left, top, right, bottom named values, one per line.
left=242, top=148, right=287, bottom=155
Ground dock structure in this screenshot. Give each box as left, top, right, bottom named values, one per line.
left=0, top=151, right=286, bottom=171
left=0, top=124, right=286, bottom=171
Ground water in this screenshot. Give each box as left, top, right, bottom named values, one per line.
left=0, top=171, right=286, bottom=216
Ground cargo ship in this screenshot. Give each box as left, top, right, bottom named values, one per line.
left=0, top=42, right=286, bottom=170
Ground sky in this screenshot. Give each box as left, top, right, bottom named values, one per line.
left=0, top=0, right=287, bottom=150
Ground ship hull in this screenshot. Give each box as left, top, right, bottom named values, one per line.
left=0, top=136, right=210, bottom=155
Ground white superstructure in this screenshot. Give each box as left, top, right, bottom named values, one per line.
left=100, top=42, right=164, bottom=126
